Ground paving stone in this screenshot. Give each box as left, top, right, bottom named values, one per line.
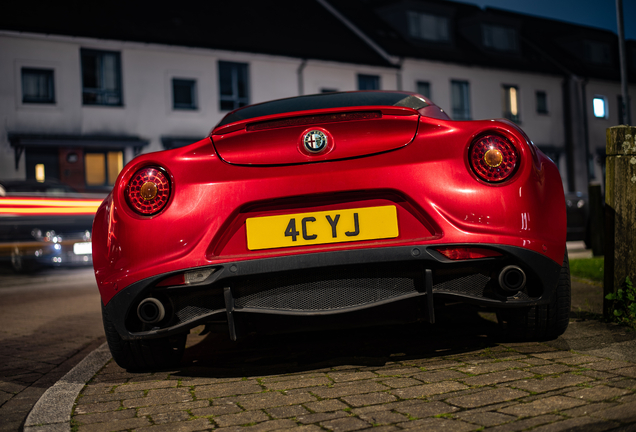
left=357, top=410, right=408, bottom=425
left=528, top=364, right=577, bottom=375
left=460, top=370, right=534, bottom=386
left=453, top=411, right=516, bottom=427
left=195, top=381, right=263, bottom=398
left=587, top=360, right=632, bottom=371
left=179, top=377, right=245, bottom=386
left=304, top=399, right=349, bottom=413
left=447, top=388, right=528, bottom=408
left=411, top=370, right=467, bottom=383
left=510, top=374, right=591, bottom=393
left=260, top=373, right=327, bottom=383
left=266, top=404, right=310, bottom=418
left=297, top=411, right=348, bottom=424
left=591, top=401, right=636, bottom=423
left=556, top=355, right=598, bottom=366
left=151, top=410, right=191, bottom=424
left=74, top=400, right=121, bottom=414
left=378, top=377, right=422, bottom=388
left=232, top=390, right=315, bottom=410
left=77, top=417, right=151, bottom=432
left=403, top=359, right=461, bottom=370
left=618, top=393, right=636, bottom=403
left=396, top=417, right=476, bottom=431
left=79, top=390, right=144, bottom=404
left=135, top=418, right=213, bottom=432
left=310, top=381, right=387, bottom=398
left=485, top=415, right=562, bottom=432
left=614, top=366, right=636, bottom=378
left=191, top=402, right=243, bottom=416
left=499, top=395, right=586, bottom=416
left=456, top=361, right=528, bottom=375
left=520, top=358, right=552, bottom=366
left=213, top=410, right=270, bottom=427
left=529, top=416, right=619, bottom=432
left=320, top=416, right=370, bottom=431
left=560, top=402, right=619, bottom=417
left=581, top=370, right=619, bottom=380
left=114, top=381, right=178, bottom=393
left=223, top=419, right=298, bottom=431
left=390, top=381, right=467, bottom=399
left=328, top=371, right=377, bottom=382
left=123, top=388, right=193, bottom=408
left=373, top=367, right=422, bottom=377
left=392, top=400, right=459, bottom=418
left=607, top=378, right=636, bottom=389
left=137, top=400, right=209, bottom=416
left=264, top=377, right=331, bottom=391
left=565, top=385, right=631, bottom=401
left=79, top=384, right=115, bottom=396
left=341, top=392, right=396, bottom=407
left=74, top=408, right=136, bottom=425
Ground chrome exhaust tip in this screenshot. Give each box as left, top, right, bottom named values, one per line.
left=498, top=265, right=527, bottom=293
left=137, top=298, right=166, bottom=324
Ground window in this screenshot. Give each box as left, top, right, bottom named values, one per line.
left=593, top=96, right=608, bottom=118
left=85, top=151, right=123, bottom=186
left=21, top=68, right=55, bottom=104
left=451, top=80, right=471, bottom=120
left=482, top=24, right=518, bottom=53
left=416, top=81, right=431, bottom=99
left=81, top=49, right=122, bottom=106
left=502, top=85, right=520, bottom=123
left=219, top=61, right=249, bottom=111
left=172, top=78, right=197, bottom=110
left=536, top=91, right=548, bottom=114
left=407, top=11, right=449, bottom=42
left=584, top=41, right=610, bottom=65
left=358, top=74, right=380, bottom=90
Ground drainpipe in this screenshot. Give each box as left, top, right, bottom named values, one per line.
left=297, top=59, right=307, bottom=96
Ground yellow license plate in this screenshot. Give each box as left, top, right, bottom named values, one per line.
left=246, top=205, right=399, bottom=250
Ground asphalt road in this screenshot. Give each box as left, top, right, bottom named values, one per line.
left=0, top=265, right=104, bottom=432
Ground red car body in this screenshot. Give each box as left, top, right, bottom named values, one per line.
left=93, top=91, right=569, bottom=370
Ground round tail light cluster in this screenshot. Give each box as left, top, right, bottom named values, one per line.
left=125, top=167, right=171, bottom=215
left=469, top=134, right=518, bottom=182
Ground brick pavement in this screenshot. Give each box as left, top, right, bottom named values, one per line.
left=71, top=308, right=636, bottom=432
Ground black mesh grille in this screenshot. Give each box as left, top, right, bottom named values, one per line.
left=170, top=291, right=225, bottom=324
left=433, top=273, right=491, bottom=297
left=232, top=263, right=421, bottom=312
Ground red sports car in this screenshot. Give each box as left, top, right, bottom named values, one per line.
left=93, top=91, right=569, bottom=370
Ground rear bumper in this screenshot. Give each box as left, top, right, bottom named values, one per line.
left=104, top=243, right=562, bottom=341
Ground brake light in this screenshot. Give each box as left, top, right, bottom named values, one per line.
left=125, top=167, right=171, bottom=215
left=434, top=247, right=502, bottom=260
left=469, top=134, right=518, bottom=182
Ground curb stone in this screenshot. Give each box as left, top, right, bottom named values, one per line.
left=24, top=343, right=112, bottom=432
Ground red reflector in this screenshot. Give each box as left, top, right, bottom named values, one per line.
left=434, top=247, right=502, bottom=260
left=246, top=111, right=381, bottom=131
left=156, top=273, right=185, bottom=287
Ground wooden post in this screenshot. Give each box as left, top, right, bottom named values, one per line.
left=604, top=125, right=636, bottom=318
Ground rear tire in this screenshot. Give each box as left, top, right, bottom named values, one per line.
left=102, top=304, right=186, bottom=371
left=497, top=252, right=571, bottom=340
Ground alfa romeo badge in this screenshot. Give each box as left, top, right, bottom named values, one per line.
left=303, top=130, right=328, bottom=153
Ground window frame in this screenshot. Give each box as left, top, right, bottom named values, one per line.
left=357, top=74, right=380, bottom=91
left=84, top=149, right=124, bottom=188
left=218, top=61, right=249, bottom=112
left=451, top=80, right=471, bottom=120
left=416, top=81, right=431, bottom=99
left=21, top=67, right=56, bottom=104
left=592, top=95, right=609, bottom=119
left=80, top=48, right=123, bottom=107
left=482, top=24, right=519, bottom=53
left=502, top=84, right=521, bottom=123
left=536, top=90, right=548, bottom=115
left=172, top=78, right=198, bottom=110
left=407, top=11, right=450, bottom=42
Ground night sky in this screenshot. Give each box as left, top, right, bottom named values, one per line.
left=452, top=0, right=636, bottom=40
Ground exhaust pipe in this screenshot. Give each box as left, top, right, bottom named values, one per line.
left=137, top=298, right=166, bottom=324
left=498, top=265, right=527, bottom=294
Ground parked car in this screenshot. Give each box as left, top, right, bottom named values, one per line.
left=565, top=191, right=589, bottom=244
left=93, top=91, right=569, bottom=370
left=0, top=180, right=102, bottom=271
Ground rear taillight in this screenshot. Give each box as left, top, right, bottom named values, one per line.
left=125, top=167, right=171, bottom=215
left=434, top=247, right=502, bottom=260
left=469, top=134, right=518, bottom=182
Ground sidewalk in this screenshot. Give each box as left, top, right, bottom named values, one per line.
left=34, top=246, right=636, bottom=431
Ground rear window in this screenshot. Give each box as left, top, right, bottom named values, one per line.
left=217, top=92, right=428, bottom=127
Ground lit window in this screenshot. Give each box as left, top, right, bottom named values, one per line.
left=451, top=80, right=471, bottom=120
left=219, top=61, right=249, bottom=111
left=407, top=11, right=449, bottom=42
left=85, top=151, right=123, bottom=186
left=21, top=68, right=55, bottom=104
left=482, top=24, right=518, bottom=52
left=35, top=164, right=45, bottom=182
left=81, top=49, right=122, bottom=106
left=358, top=74, right=380, bottom=90
left=416, top=81, right=431, bottom=99
left=172, top=78, right=197, bottom=110
left=593, top=96, right=608, bottom=118
left=536, top=91, right=548, bottom=114
left=503, top=85, right=520, bottom=123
